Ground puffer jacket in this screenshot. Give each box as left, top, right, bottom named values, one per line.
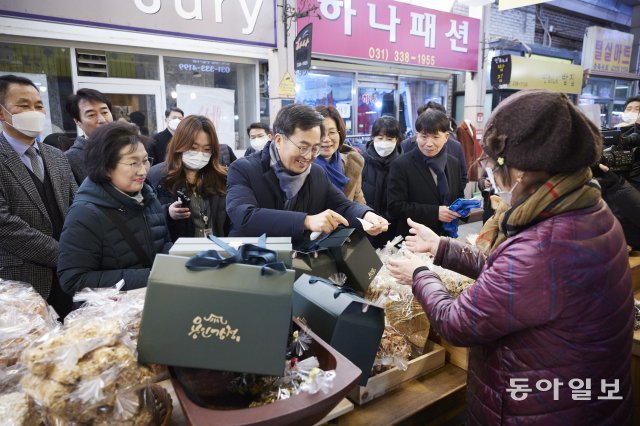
left=58, top=179, right=171, bottom=295
left=413, top=200, right=633, bottom=425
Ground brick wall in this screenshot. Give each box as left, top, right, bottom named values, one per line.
left=489, top=4, right=537, bottom=45
left=534, top=6, right=609, bottom=51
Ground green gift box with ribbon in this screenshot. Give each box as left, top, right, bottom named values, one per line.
left=292, top=274, right=385, bottom=385
left=137, top=235, right=295, bottom=376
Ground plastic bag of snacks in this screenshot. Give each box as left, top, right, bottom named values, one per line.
left=18, top=315, right=165, bottom=424
left=0, top=280, right=59, bottom=394
left=365, top=238, right=431, bottom=373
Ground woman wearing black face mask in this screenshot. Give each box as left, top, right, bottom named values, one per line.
left=151, top=115, right=228, bottom=241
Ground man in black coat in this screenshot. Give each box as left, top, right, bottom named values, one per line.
left=226, top=104, right=388, bottom=245
left=400, top=101, right=468, bottom=187
left=147, top=107, right=184, bottom=164
left=388, top=110, right=464, bottom=238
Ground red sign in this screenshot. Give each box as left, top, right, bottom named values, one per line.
left=297, top=0, right=480, bottom=72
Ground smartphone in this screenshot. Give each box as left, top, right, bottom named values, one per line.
left=176, top=189, right=191, bottom=207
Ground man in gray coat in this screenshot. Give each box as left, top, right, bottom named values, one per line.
left=0, top=74, right=77, bottom=318
left=65, top=88, right=113, bottom=185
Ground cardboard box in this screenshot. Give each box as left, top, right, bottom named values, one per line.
left=169, top=237, right=293, bottom=267
left=137, top=254, right=295, bottom=376
left=292, top=274, right=384, bottom=386
left=347, top=341, right=446, bottom=405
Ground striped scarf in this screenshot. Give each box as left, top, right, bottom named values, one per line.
left=476, top=168, right=601, bottom=256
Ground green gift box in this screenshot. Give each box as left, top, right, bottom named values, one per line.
left=137, top=254, right=295, bottom=376
left=292, top=274, right=385, bottom=386
left=169, top=237, right=293, bottom=267
left=293, top=228, right=382, bottom=294
left=327, top=229, right=382, bottom=294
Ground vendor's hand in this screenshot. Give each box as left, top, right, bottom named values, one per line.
left=362, top=211, right=389, bottom=236
left=388, top=250, right=427, bottom=285
left=598, top=163, right=609, bottom=173
left=304, top=209, right=349, bottom=234
left=169, top=200, right=190, bottom=220
left=438, top=206, right=461, bottom=223
left=405, top=218, right=440, bottom=255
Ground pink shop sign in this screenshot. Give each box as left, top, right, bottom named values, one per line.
left=297, top=0, right=480, bottom=72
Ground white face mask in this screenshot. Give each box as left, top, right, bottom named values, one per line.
left=182, top=150, right=212, bottom=170
left=373, top=140, right=397, bottom=157
left=621, top=111, right=639, bottom=125
left=1, top=106, right=45, bottom=138
left=485, top=166, right=519, bottom=207
left=250, top=136, right=269, bottom=151
left=168, top=118, right=182, bottom=133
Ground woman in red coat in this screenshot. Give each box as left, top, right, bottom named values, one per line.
left=389, top=89, right=633, bottom=425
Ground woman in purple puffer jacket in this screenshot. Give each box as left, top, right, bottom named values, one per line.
left=389, top=90, right=633, bottom=425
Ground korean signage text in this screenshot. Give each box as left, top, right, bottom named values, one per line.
left=297, top=0, right=480, bottom=72
left=582, top=26, right=634, bottom=73
left=0, top=0, right=276, bottom=47
left=491, top=55, right=583, bottom=95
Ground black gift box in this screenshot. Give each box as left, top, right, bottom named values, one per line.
left=292, top=274, right=385, bottom=385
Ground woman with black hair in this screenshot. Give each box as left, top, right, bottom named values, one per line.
left=361, top=115, right=402, bottom=247
left=150, top=115, right=228, bottom=241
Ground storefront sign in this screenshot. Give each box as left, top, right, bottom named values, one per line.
left=297, top=0, right=480, bottom=72
left=491, top=54, right=583, bottom=95
left=581, top=26, right=634, bottom=73
left=498, top=0, right=550, bottom=11
left=0, top=0, right=276, bottom=47
left=294, top=23, right=313, bottom=71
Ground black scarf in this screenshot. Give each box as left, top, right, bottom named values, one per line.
left=418, top=144, right=450, bottom=204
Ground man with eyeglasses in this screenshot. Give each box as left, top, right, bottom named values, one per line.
left=226, top=103, right=388, bottom=244
left=0, top=74, right=77, bottom=318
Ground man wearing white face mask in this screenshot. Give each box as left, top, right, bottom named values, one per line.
left=617, top=96, right=640, bottom=131
left=244, top=122, right=273, bottom=157
left=0, top=74, right=77, bottom=318
left=147, top=107, right=184, bottom=165
left=361, top=116, right=403, bottom=248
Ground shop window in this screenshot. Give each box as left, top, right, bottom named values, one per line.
left=163, top=56, right=256, bottom=150
left=0, top=42, right=74, bottom=137
left=295, top=70, right=355, bottom=134
left=399, top=78, right=448, bottom=136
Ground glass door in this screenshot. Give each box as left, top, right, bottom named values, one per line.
left=76, top=80, right=163, bottom=137
left=356, top=81, right=397, bottom=141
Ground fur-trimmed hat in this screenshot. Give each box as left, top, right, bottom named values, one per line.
left=481, top=89, right=602, bottom=173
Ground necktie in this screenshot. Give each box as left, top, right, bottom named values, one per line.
left=26, top=145, right=44, bottom=181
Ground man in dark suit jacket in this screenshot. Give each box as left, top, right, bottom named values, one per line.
left=147, top=107, right=184, bottom=164
left=226, top=104, right=388, bottom=245
left=388, top=110, right=464, bottom=238
left=0, top=75, right=77, bottom=318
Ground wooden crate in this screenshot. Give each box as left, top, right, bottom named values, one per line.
left=440, top=340, right=469, bottom=371
left=347, top=341, right=445, bottom=405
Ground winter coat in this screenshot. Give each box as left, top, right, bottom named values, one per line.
left=153, top=170, right=228, bottom=242
left=599, top=173, right=640, bottom=250
left=412, top=200, right=633, bottom=425
left=57, top=179, right=172, bottom=295
left=226, top=143, right=372, bottom=245
left=339, top=145, right=366, bottom=203
left=361, top=140, right=401, bottom=248
left=147, top=128, right=173, bottom=165
left=65, top=136, right=89, bottom=185
left=387, top=148, right=464, bottom=238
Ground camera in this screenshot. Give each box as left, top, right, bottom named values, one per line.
left=176, top=189, right=191, bottom=206
left=599, top=127, right=640, bottom=178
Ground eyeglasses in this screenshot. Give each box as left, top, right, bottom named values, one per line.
left=119, top=158, right=152, bottom=171
left=281, top=134, right=321, bottom=157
